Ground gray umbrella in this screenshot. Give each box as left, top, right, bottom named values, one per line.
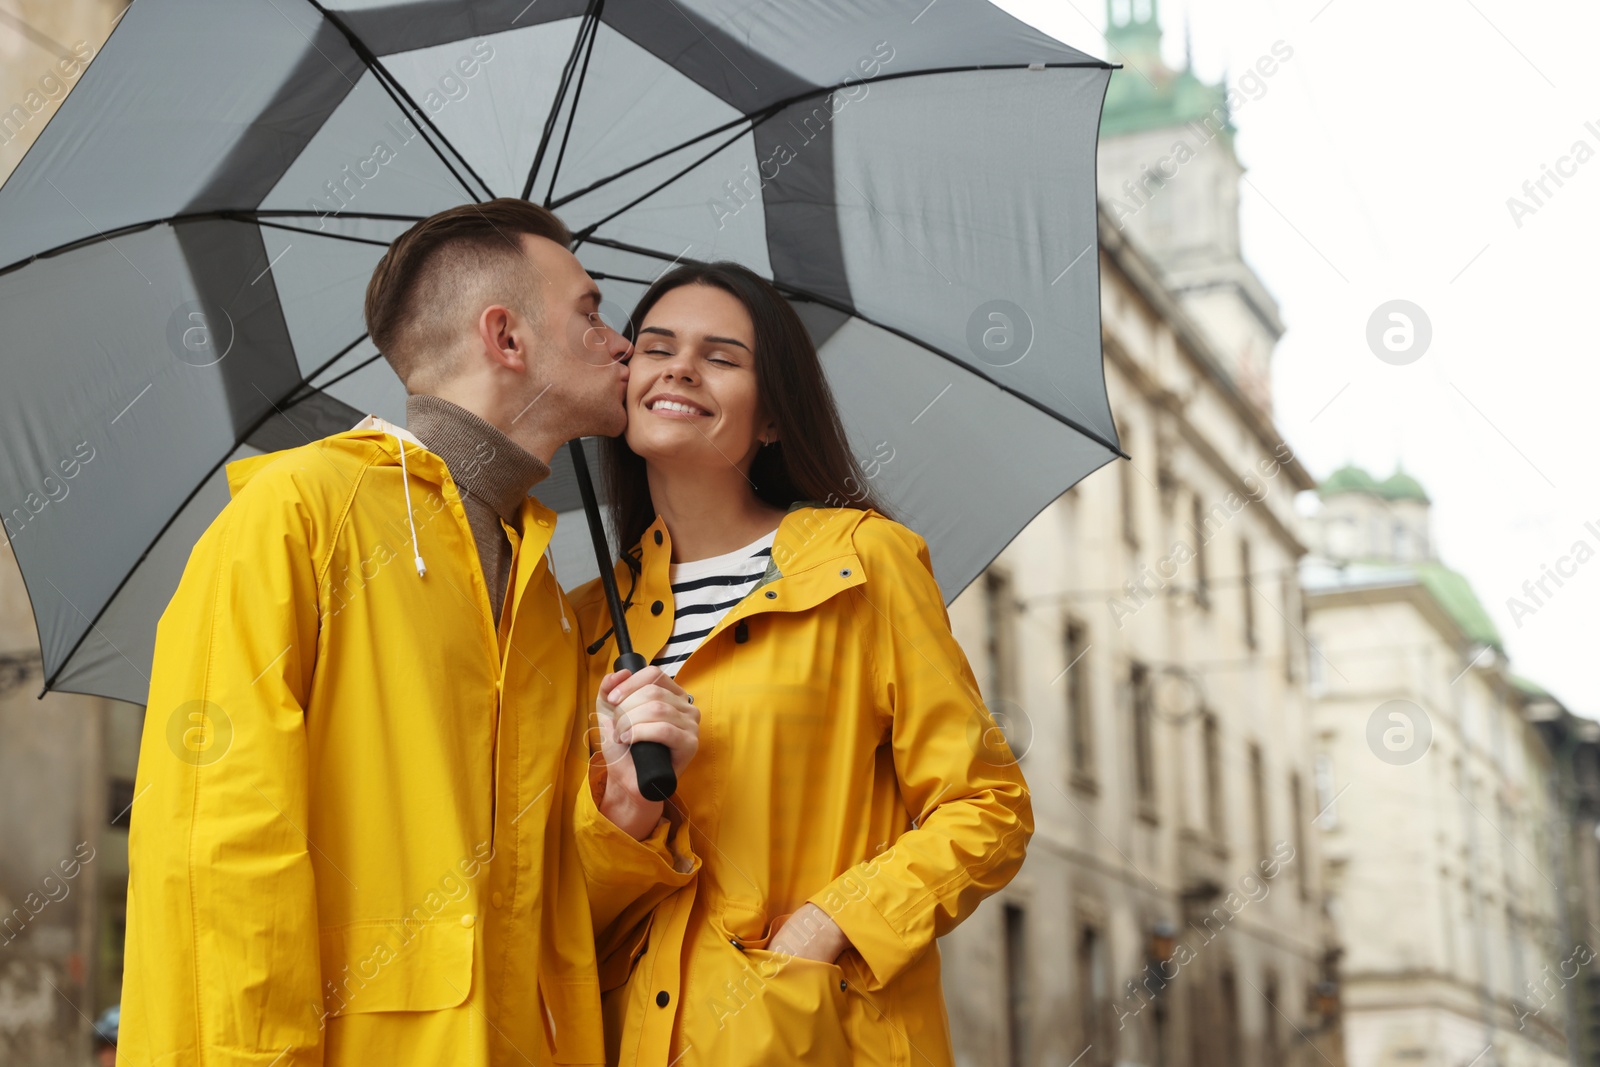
left=0, top=0, right=1123, bottom=707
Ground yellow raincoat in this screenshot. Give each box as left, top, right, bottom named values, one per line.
left=571, top=506, right=1032, bottom=1067
left=121, top=416, right=692, bottom=1067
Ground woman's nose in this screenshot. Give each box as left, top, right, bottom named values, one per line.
left=662, top=353, right=695, bottom=382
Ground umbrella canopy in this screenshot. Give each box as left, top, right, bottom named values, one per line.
left=0, top=0, right=1122, bottom=707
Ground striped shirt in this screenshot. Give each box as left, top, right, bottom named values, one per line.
left=650, top=529, right=777, bottom=678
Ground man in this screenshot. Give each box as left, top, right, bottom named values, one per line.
left=120, top=199, right=698, bottom=1066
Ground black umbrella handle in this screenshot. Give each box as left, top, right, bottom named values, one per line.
left=566, top=441, right=678, bottom=802
left=614, top=650, right=677, bottom=802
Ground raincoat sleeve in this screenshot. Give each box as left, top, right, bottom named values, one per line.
left=808, top=517, right=1033, bottom=991
left=566, top=583, right=700, bottom=980
left=122, top=470, right=326, bottom=1066
left=574, top=755, right=698, bottom=974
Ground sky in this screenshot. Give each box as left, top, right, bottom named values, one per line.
left=994, top=0, right=1600, bottom=716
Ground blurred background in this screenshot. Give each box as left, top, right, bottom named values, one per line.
left=2, top=1, right=1597, bottom=1065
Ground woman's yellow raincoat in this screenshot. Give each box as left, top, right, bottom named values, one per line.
left=571, top=506, right=1032, bottom=1067
left=121, top=417, right=693, bottom=1067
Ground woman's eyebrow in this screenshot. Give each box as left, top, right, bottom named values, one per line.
left=637, top=326, right=751, bottom=353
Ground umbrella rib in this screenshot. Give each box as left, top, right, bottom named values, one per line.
left=252, top=217, right=396, bottom=248
left=580, top=234, right=1129, bottom=461
left=548, top=110, right=760, bottom=211
left=297, top=332, right=376, bottom=394
left=568, top=118, right=776, bottom=248
left=39, top=320, right=377, bottom=694
left=298, top=349, right=385, bottom=397
left=588, top=271, right=659, bottom=287
left=521, top=0, right=603, bottom=202
left=550, top=61, right=1114, bottom=213
left=302, top=0, right=494, bottom=202
left=543, top=0, right=606, bottom=209
left=0, top=210, right=425, bottom=280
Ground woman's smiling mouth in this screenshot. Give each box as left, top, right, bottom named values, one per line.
left=646, top=395, right=713, bottom=418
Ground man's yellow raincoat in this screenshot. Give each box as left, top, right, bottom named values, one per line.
left=121, top=417, right=691, bottom=1067
left=571, top=506, right=1032, bottom=1067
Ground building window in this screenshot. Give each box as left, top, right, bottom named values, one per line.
left=1005, top=903, right=1030, bottom=1067
left=1191, top=493, right=1210, bottom=609
left=1119, top=423, right=1139, bottom=549
left=1078, top=924, right=1109, bottom=1064
left=1280, top=571, right=1297, bottom=682
left=983, top=569, right=1016, bottom=704
left=1218, top=969, right=1241, bottom=1065
left=1240, top=539, right=1257, bottom=649
left=1065, top=618, right=1094, bottom=783
left=1131, top=662, right=1156, bottom=814
left=108, top=777, right=136, bottom=829
left=1307, top=638, right=1327, bottom=696
left=1263, top=974, right=1283, bottom=1064
left=1313, top=752, right=1338, bottom=829
left=1249, top=743, right=1269, bottom=866
left=1203, top=712, right=1224, bottom=840
left=1290, top=771, right=1307, bottom=897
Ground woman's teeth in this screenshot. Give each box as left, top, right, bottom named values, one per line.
left=651, top=400, right=706, bottom=416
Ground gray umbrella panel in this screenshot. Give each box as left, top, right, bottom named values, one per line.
left=0, top=0, right=1119, bottom=704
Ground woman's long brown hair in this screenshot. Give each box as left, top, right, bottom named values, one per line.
left=602, top=262, right=894, bottom=555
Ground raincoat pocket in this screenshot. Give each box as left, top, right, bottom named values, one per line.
left=701, top=945, right=853, bottom=1066
left=317, top=918, right=475, bottom=1016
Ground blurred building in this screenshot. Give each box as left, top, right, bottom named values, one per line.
left=1528, top=693, right=1600, bottom=1066
left=937, top=5, right=1341, bottom=1065
left=1301, top=466, right=1573, bottom=1067
left=0, top=2, right=135, bottom=1065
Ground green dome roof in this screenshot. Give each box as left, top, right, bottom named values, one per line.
left=1377, top=469, right=1430, bottom=503
left=1510, top=674, right=1549, bottom=698
left=1100, top=0, right=1235, bottom=140
left=1415, top=562, right=1502, bottom=652
left=1317, top=463, right=1381, bottom=498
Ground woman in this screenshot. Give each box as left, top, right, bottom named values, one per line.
left=569, top=263, right=1032, bottom=1067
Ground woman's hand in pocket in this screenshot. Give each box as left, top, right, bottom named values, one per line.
left=767, top=903, right=850, bottom=964
left=594, top=666, right=700, bottom=838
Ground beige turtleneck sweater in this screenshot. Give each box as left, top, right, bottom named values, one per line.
left=405, top=394, right=550, bottom=624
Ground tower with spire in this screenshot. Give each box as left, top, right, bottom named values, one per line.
left=1096, top=0, right=1286, bottom=415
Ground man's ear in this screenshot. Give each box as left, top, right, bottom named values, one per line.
left=478, top=304, right=528, bottom=372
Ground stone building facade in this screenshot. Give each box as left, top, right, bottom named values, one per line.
left=1302, top=467, right=1573, bottom=1067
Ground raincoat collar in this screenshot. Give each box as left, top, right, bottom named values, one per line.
left=221, top=414, right=559, bottom=610
left=615, top=504, right=877, bottom=665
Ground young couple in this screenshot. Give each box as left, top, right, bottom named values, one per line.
left=120, top=199, right=1031, bottom=1067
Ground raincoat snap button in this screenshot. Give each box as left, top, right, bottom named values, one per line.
left=491, top=892, right=504, bottom=908
left=840, top=980, right=847, bottom=991
left=764, top=590, right=777, bottom=599
left=656, top=990, right=670, bottom=1008
left=840, top=568, right=852, bottom=577
left=535, top=517, right=550, bottom=528
left=651, top=600, right=664, bottom=615
left=460, top=914, right=475, bottom=928
left=654, top=530, right=663, bottom=545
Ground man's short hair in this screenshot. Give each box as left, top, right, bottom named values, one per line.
left=364, top=198, right=572, bottom=389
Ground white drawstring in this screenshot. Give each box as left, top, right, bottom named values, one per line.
left=546, top=545, right=572, bottom=633
left=394, top=432, right=427, bottom=577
